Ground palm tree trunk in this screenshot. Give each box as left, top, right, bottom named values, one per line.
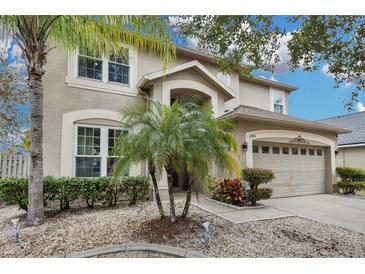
left=181, top=172, right=193, bottom=218
left=27, top=73, right=45, bottom=226
left=148, top=161, right=165, bottom=218
left=165, top=166, right=176, bottom=222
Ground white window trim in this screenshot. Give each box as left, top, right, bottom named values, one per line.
left=269, top=88, right=287, bottom=114
left=74, top=123, right=129, bottom=177
left=65, top=45, right=138, bottom=97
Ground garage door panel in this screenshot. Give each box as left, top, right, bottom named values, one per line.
left=253, top=142, right=326, bottom=198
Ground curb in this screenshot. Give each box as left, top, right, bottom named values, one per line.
left=206, top=198, right=267, bottom=210
left=59, top=243, right=205, bottom=258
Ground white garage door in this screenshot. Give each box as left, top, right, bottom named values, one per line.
left=253, top=142, right=326, bottom=198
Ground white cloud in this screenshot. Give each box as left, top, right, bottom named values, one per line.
left=356, top=102, right=365, bottom=112
left=272, top=33, right=293, bottom=74
left=321, top=63, right=334, bottom=78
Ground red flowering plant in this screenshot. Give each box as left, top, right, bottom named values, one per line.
left=219, top=178, right=245, bottom=206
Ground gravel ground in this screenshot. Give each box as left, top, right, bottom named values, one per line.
left=0, top=201, right=365, bottom=258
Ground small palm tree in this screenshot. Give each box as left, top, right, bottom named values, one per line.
left=0, top=16, right=175, bottom=226
left=179, top=104, right=240, bottom=217
left=114, top=97, right=239, bottom=221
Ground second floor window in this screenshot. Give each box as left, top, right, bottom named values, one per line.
left=274, top=95, right=284, bottom=114
left=77, top=48, right=130, bottom=85
left=108, top=54, right=129, bottom=85
left=78, top=54, right=103, bottom=80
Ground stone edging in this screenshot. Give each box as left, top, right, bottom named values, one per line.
left=206, top=198, right=267, bottom=210
left=58, top=243, right=205, bottom=258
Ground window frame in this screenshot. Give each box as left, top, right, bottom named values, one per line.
left=77, top=53, right=103, bottom=81
left=108, top=54, right=130, bottom=85
left=74, top=123, right=128, bottom=177
left=75, top=48, right=131, bottom=87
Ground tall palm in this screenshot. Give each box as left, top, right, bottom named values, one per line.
left=0, top=16, right=175, bottom=226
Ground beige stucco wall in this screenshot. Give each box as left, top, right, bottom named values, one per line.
left=337, top=146, right=365, bottom=168
left=43, top=49, right=140, bottom=176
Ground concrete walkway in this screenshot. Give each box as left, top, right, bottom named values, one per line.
left=192, top=199, right=293, bottom=224
left=262, top=194, right=365, bottom=234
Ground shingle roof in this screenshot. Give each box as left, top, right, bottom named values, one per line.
left=221, top=105, right=351, bottom=134
left=318, top=112, right=365, bottom=145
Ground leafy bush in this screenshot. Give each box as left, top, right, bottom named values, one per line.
left=336, top=167, right=365, bottom=182
left=220, top=178, right=245, bottom=205
left=242, top=168, right=275, bottom=206
left=104, top=177, right=123, bottom=206
left=257, top=188, right=273, bottom=200
left=80, top=177, right=110, bottom=208
left=207, top=174, right=245, bottom=205
left=207, top=174, right=225, bottom=201
left=56, top=177, right=82, bottom=210
left=337, top=181, right=365, bottom=194
left=122, top=176, right=149, bottom=205
left=0, top=176, right=150, bottom=211
left=0, top=177, right=28, bottom=210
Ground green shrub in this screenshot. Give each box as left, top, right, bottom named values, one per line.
left=104, top=177, right=124, bottom=206
left=242, top=168, right=275, bottom=206
left=220, top=178, right=245, bottom=205
left=0, top=175, right=150, bottom=211
left=122, top=176, right=149, bottom=205
left=43, top=176, right=60, bottom=205
left=337, top=181, right=365, bottom=194
left=207, top=174, right=245, bottom=205
left=336, top=167, right=365, bottom=182
left=0, top=177, right=28, bottom=210
left=80, top=177, right=110, bottom=208
left=207, top=174, right=225, bottom=201
left=257, top=188, right=273, bottom=200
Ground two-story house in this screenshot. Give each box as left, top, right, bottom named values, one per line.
left=42, top=45, right=350, bottom=199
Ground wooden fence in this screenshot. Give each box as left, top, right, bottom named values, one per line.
left=0, top=152, right=30, bottom=178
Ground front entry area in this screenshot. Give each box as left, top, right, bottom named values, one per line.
left=253, top=142, right=326, bottom=198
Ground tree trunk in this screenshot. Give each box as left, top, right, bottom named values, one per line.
left=27, top=73, right=45, bottom=226
left=149, top=162, right=165, bottom=218
left=181, top=172, right=193, bottom=218
left=165, top=165, right=176, bottom=222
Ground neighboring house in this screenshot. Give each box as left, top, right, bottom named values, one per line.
left=42, top=45, right=350, bottom=199
left=319, top=112, right=365, bottom=168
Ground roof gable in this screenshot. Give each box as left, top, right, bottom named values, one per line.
left=137, top=60, right=237, bottom=99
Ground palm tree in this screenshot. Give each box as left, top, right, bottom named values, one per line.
left=113, top=100, right=166, bottom=218
left=179, top=105, right=240, bottom=217
left=114, top=97, right=240, bottom=221
left=0, top=16, right=175, bottom=226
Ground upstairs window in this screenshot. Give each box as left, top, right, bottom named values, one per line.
left=77, top=48, right=130, bottom=85
left=78, top=50, right=103, bottom=80
left=274, top=95, right=284, bottom=114
left=108, top=52, right=129, bottom=85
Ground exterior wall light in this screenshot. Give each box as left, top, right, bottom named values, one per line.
left=242, top=142, right=248, bottom=151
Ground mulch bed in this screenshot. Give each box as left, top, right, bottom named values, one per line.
left=133, top=217, right=202, bottom=243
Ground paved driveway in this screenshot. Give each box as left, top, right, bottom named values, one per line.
left=262, top=194, right=365, bottom=234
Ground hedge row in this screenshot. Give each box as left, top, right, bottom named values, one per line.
left=336, top=167, right=365, bottom=194
left=0, top=176, right=149, bottom=211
